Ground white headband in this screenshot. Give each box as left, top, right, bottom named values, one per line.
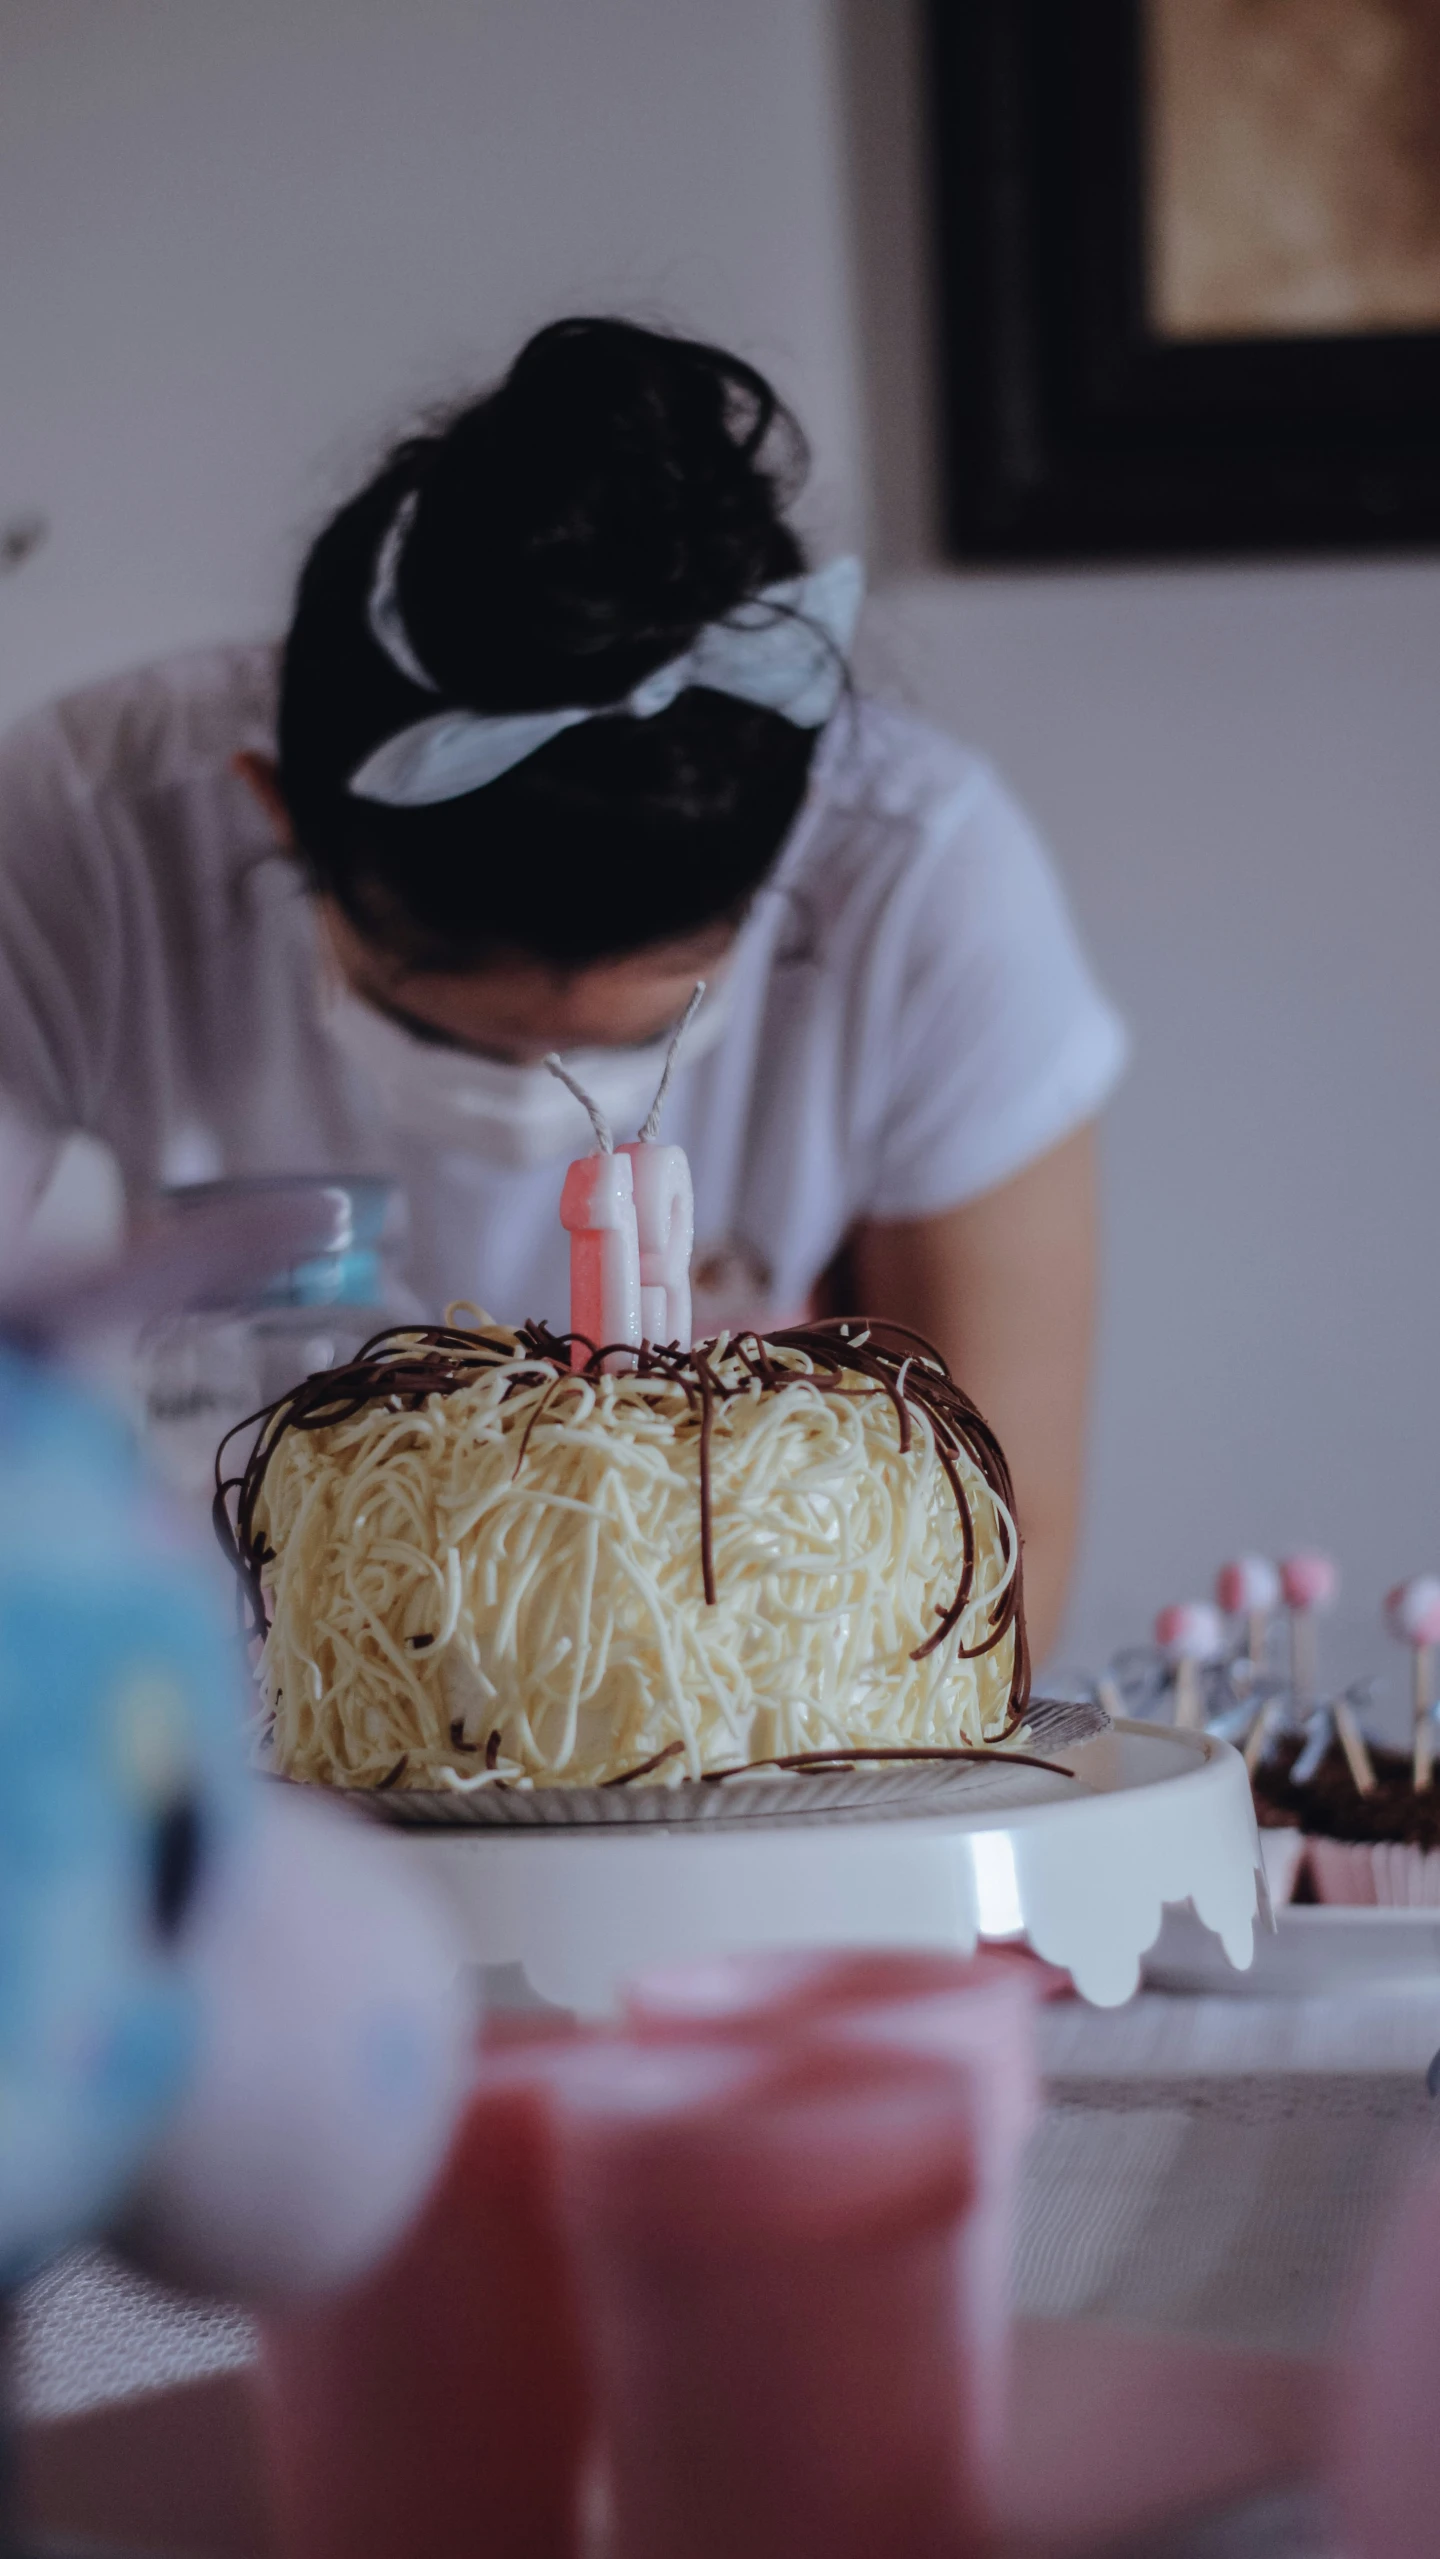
left=348, top=489, right=863, bottom=807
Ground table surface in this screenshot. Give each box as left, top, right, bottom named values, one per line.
left=20, top=1973, right=1440, bottom=2557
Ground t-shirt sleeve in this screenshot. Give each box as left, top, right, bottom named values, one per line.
left=0, top=705, right=120, bottom=1143
left=862, top=756, right=1128, bottom=1221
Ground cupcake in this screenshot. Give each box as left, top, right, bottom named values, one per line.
left=1252, top=1734, right=1440, bottom=1908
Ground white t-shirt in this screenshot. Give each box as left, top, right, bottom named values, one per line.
left=0, top=645, right=1126, bottom=1330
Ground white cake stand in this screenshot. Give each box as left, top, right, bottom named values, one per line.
left=389, top=1721, right=1261, bottom=2012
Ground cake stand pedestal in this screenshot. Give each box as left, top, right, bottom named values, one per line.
left=390, top=1722, right=1261, bottom=2012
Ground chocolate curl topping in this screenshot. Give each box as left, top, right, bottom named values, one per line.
left=214, top=1314, right=1028, bottom=1730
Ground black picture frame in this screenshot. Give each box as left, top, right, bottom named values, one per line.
left=927, top=0, right=1440, bottom=562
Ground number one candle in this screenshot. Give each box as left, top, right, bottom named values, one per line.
left=548, top=986, right=704, bottom=1369
left=558, top=1144, right=642, bottom=1370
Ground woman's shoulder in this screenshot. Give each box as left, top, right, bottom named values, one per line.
left=809, top=696, right=1014, bottom=835
left=0, top=642, right=279, bottom=813
left=793, top=697, right=1024, bottom=897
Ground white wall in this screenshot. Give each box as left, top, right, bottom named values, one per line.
left=3, top=0, right=1438, bottom=1689
left=0, top=0, right=862, bottom=716
left=866, top=562, right=1440, bottom=1683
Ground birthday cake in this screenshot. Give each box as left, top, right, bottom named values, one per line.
left=218, top=1316, right=1027, bottom=1794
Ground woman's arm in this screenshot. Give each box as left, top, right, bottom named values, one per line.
left=849, top=1122, right=1099, bottom=1668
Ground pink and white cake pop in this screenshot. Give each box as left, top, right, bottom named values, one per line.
left=1384, top=1576, right=1440, bottom=1649
left=1153, top=1601, right=1226, bottom=1663
left=1214, top=1557, right=1280, bottom=1619
left=1215, top=1556, right=1281, bottom=1670
left=1278, top=1552, right=1337, bottom=1710
left=1278, top=1553, right=1338, bottom=1614
left=1385, top=1577, right=1440, bottom=1792
left=1153, top=1603, right=1225, bottom=1731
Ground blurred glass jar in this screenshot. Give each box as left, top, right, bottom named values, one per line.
left=137, top=1175, right=418, bottom=1503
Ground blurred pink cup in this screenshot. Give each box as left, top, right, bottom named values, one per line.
left=552, top=1996, right=1011, bottom=2557
left=624, top=1946, right=1039, bottom=2467
left=1331, top=2165, right=1440, bottom=2556
left=257, top=2017, right=592, bottom=2559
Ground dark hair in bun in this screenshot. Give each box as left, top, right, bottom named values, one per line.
left=277, top=317, right=828, bottom=969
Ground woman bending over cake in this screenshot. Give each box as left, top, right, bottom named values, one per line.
left=0, top=319, right=1124, bottom=1657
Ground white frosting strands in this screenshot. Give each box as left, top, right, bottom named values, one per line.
left=251, top=1335, right=1019, bottom=1791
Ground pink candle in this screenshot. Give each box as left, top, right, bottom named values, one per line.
left=620, top=1141, right=694, bottom=1350
left=559, top=1150, right=641, bottom=1370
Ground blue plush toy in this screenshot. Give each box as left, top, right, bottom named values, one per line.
left=0, top=1341, right=249, bottom=2291
left=0, top=1207, right=466, bottom=2556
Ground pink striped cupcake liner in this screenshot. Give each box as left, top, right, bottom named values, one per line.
left=1306, top=1835, right=1440, bottom=1908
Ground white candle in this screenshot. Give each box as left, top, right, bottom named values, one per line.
left=620, top=1141, right=694, bottom=1351
left=559, top=1152, right=641, bottom=1371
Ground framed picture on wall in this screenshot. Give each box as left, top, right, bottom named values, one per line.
left=928, top=0, right=1440, bottom=560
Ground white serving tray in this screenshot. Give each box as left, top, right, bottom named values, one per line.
left=1143, top=1900, right=1440, bottom=1997
left=386, top=1719, right=1260, bottom=2014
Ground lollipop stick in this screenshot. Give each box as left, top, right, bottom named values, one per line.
left=1173, top=1658, right=1204, bottom=1732
left=1289, top=1612, right=1317, bottom=1713
left=1334, top=1700, right=1377, bottom=1798
left=1414, top=1646, right=1434, bottom=1794
left=1246, top=1608, right=1268, bottom=1669
left=1243, top=1698, right=1280, bottom=1776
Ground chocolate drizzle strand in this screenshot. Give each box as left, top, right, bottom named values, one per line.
left=215, top=1314, right=1029, bottom=1737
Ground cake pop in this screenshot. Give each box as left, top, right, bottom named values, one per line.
left=1384, top=1576, right=1440, bottom=1792
left=1153, top=1602, right=1226, bottom=1731
left=1277, top=1552, right=1337, bottom=1711
left=1214, top=1556, right=1280, bottom=1669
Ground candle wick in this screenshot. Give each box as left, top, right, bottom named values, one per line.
left=638, top=980, right=707, bottom=1144
left=543, top=1054, right=613, bottom=1154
